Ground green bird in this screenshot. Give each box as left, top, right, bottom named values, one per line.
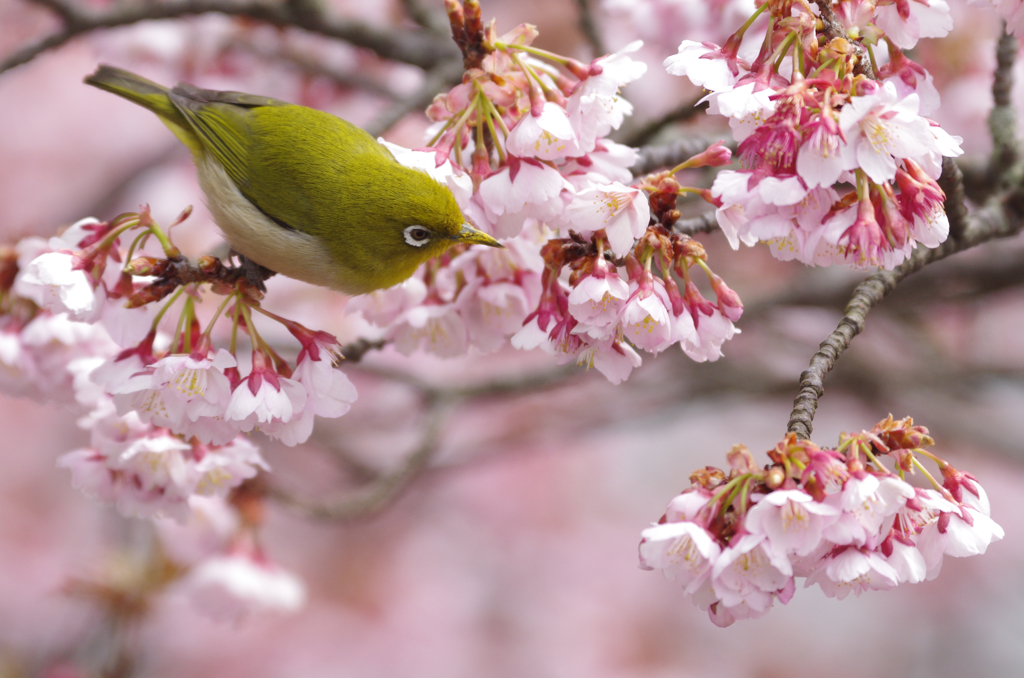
left=84, top=65, right=500, bottom=294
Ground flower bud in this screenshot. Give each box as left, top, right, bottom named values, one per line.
left=124, top=256, right=168, bottom=277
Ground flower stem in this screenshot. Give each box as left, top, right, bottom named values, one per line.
left=150, top=286, right=185, bottom=332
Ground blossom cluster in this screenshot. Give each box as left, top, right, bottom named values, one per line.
left=639, top=416, right=1003, bottom=627
left=0, top=210, right=356, bottom=619
left=351, top=0, right=743, bottom=382
left=666, top=0, right=963, bottom=269
left=2, top=210, right=359, bottom=514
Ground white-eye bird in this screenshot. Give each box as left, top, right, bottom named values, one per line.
left=84, top=64, right=501, bottom=294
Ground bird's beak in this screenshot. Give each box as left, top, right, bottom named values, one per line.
left=455, top=224, right=504, bottom=248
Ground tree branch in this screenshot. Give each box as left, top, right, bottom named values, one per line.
left=3, top=0, right=458, bottom=76
left=227, top=37, right=405, bottom=100
left=363, top=58, right=464, bottom=138
left=786, top=200, right=1022, bottom=440
left=672, top=210, right=718, bottom=236
left=267, top=398, right=450, bottom=521
left=614, top=96, right=707, bottom=147
left=988, top=23, right=1019, bottom=179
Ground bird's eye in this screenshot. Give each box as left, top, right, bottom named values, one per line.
left=403, top=225, right=431, bottom=247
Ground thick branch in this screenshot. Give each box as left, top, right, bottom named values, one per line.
left=3, top=0, right=458, bottom=75
left=988, top=24, right=1019, bottom=177
left=939, top=157, right=970, bottom=240
left=786, top=200, right=1021, bottom=439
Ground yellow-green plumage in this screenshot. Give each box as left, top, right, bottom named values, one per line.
left=84, top=65, right=500, bottom=294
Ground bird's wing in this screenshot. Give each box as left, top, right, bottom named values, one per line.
left=168, top=84, right=280, bottom=195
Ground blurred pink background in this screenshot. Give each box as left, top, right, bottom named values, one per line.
left=2, top=0, right=1023, bottom=676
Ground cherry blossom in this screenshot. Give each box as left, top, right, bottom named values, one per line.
left=180, top=553, right=306, bottom=622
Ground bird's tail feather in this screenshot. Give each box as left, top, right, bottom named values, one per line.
left=84, top=65, right=202, bottom=155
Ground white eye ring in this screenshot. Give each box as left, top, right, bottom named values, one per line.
left=403, top=225, right=431, bottom=247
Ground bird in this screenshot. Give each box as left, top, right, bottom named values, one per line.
left=84, top=65, right=501, bottom=295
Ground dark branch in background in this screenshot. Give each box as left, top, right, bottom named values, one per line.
left=672, top=211, right=718, bottom=236
left=574, top=0, right=606, bottom=57
left=269, top=399, right=451, bottom=521
left=398, top=0, right=450, bottom=34
left=269, top=365, right=581, bottom=521
left=227, top=37, right=404, bottom=100
left=338, top=337, right=387, bottom=363
left=2, top=0, right=458, bottom=76
left=632, top=135, right=735, bottom=176
left=614, top=97, right=708, bottom=147
left=786, top=199, right=1023, bottom=440
left=363, top=58, right=465, bottom=137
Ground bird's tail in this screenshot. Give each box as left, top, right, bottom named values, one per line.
left=84, top=65, right=202, bottom=155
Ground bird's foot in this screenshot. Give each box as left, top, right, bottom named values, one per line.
left=230, top=251, right=277, bottom=293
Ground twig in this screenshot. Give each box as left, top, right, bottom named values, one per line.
left=785, top=200, right=1022, bottom=440
left=4, top=0, right=458, bottom=76
left=268, top=398, right=451, bottom=521
left=267, top=360, right=579, bottom=521
left=363, top=58, right=465, bottom=137
left=614, top=96, right=707, bottom=147
left=574, top=0, right=606, bottom=57
left=632, top=136, right=735, bottom=176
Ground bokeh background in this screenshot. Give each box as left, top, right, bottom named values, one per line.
left=2, top=0, right=1023, bottom=676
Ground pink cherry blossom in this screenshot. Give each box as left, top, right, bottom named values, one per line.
left=823, top=475, right=915, bottom=547
left=14, top=251, right=102, bottom=322
left=805, top=547, right=900, bottom=599
left=505, top=101, right=581, bottom=160
left=562, top=182, right=650, bottom=257
left=639, top=521, right=722, bottom=594
left=874, top=0, right=953, bottom=50
left=839, top=81, right=950, bottom=185
left=664, top=40, right=742, bottom=92
left=744, top=489, right=840, bottom=558
left=180, top=553, right=306, bottom=623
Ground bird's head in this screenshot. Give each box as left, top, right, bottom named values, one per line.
left=376, top=168, right=502, bottom=278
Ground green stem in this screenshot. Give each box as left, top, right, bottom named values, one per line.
left=866, top=43, right=879, bottom=76
left=484, top=109, right=507, bottom=164
left=911, top=456, right=946, bottom=494
left=204, top=291, right=237, bottom=339
left=125, top=230, right=151, bottom=264
left=498, top=42, right=569, bottom=66
left=427, top=115, right=455, bottom=148
left=182, top=295, right=196, bottom=354
left=85, top=216, right=140, bottom=259
left=861, top=444, right=891, bottom=474
left=150, top=287, right=185, bottom=331
left=510, top=51, right=556, bottom=97
left=145, top=218, right=180, bottom=259
left=230, top=300, right=240, bottom=355
left=480, top=90, right=511, bottom=136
